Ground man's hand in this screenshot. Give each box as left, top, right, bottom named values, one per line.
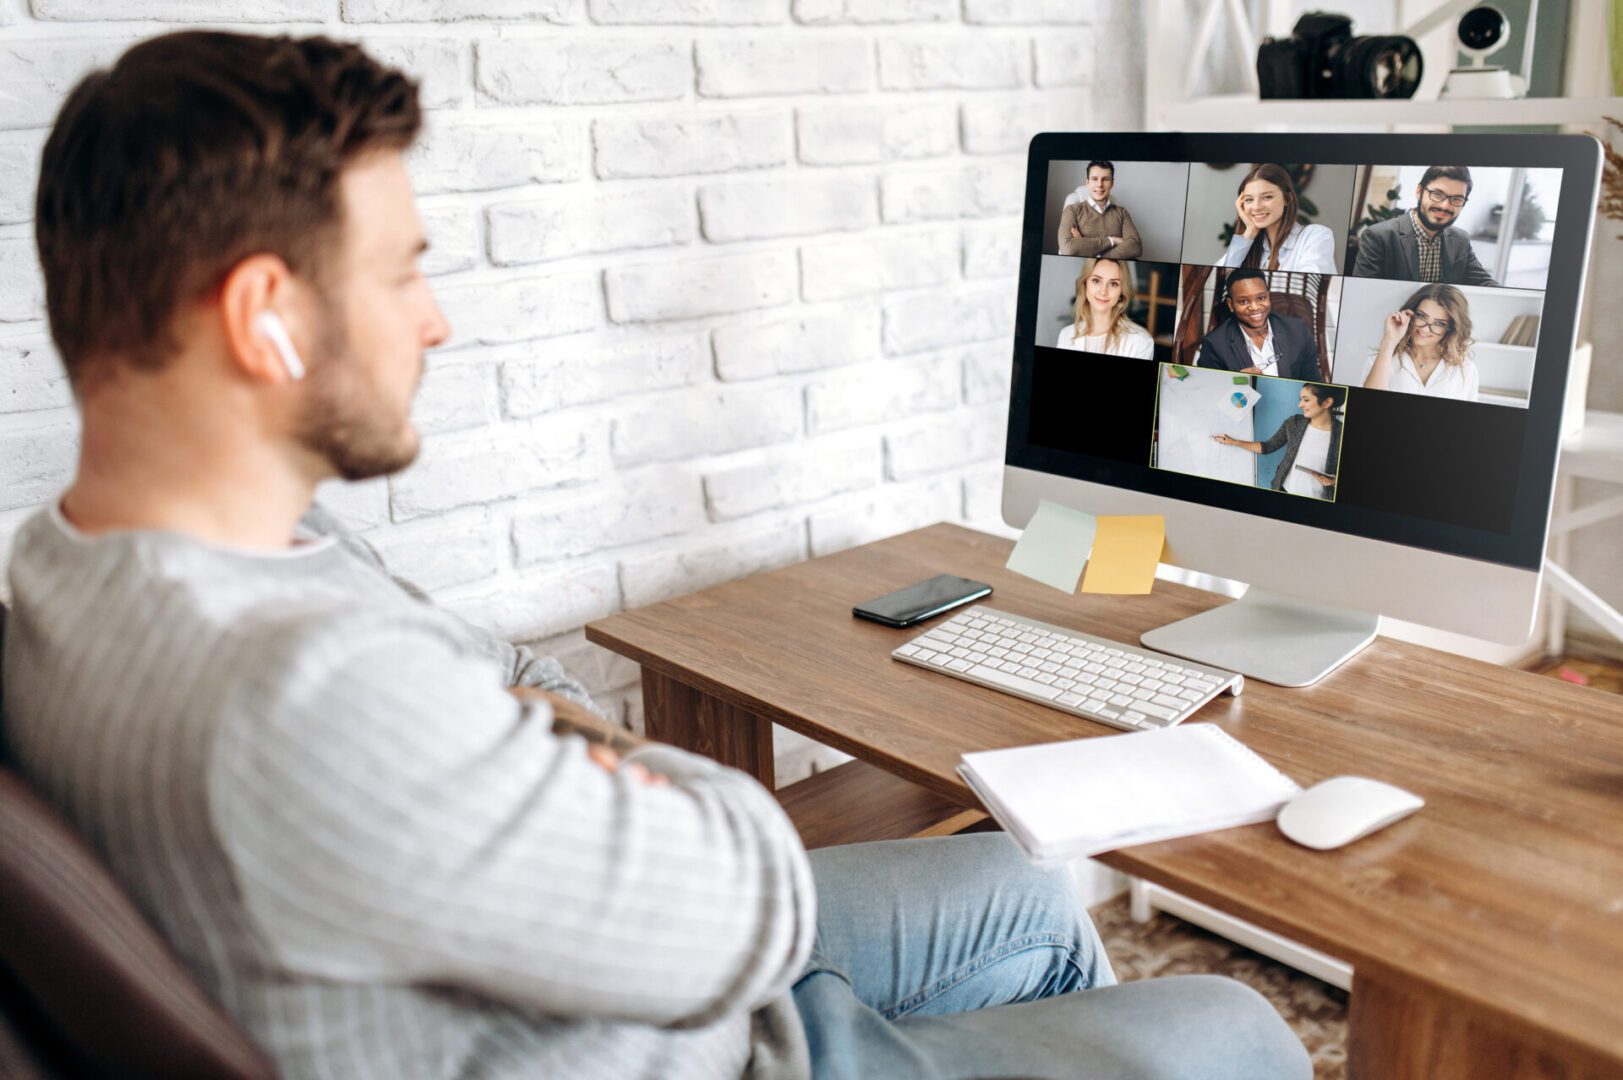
left=510, top=687, right=664, bottom=784
left=585, top=743, right=667, bottom=786
left=1069, top=226, right=1081, bottom=239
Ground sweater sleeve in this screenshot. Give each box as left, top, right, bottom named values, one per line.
left=1057, top=205, right=1109, bottom=257
left=1104, top=208, right=1143, bottom=259
left=209, top=611, right=816, bottom=1028
left=304, top=500, right=597, bottom=709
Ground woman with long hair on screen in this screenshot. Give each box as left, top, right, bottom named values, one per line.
left=1361, top=283, right=1479, bottom=402
left=1217, top=163, right=1337, bottom=274
left=1211, top=383, right=1343, bottom=500
left=1055, top=257, right=1155, bottom=359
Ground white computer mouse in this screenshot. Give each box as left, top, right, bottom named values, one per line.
left=1276, top=776, right=1425, bottom=851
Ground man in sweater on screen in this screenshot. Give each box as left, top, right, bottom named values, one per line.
left=0, top=31, right=1308, bottom=1080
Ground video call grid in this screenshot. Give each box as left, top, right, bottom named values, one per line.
left=1038, top=158, right=1560, bottom=414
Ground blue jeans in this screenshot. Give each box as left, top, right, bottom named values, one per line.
left=793, top=833, right=1311, bottom=1080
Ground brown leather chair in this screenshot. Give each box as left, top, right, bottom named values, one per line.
left=0, top=601, right=275, bottom=1079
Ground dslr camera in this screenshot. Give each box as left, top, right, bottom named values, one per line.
left=1257, top=11, right=1423, bottom=99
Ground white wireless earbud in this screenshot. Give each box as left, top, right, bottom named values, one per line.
left=254, top=310, right=306, bottom=381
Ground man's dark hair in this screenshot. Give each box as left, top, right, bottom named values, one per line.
left=1304, top=383, right=1345, bottom=409
left=1419, top=165, right=1473, bottom=196
left=1085, top=160, right=1114, bottom=179
left=1220, top=268, right=1269, bottom=319
left=36, top=31, right=421, bottom=384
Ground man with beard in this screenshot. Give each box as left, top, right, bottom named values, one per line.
left=1352, top=165, right=1499, bottom=286
left=1195, top=269, right=1321, bottom=380
left=0, top=31, right=1311, bottom=1080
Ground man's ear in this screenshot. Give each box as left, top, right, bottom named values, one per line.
left=219, top=254, right=303, bottom=385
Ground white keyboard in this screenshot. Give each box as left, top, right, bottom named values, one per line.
left=892, top=606, right=1242, bottom=732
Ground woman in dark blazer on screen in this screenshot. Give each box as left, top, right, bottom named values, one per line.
left=1211, top=384, right=1344, bottom=500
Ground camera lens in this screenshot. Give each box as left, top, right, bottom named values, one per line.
left=1458, top=6, right=1506, bottom=50
left=1332, top=36, right=1424, bottom=98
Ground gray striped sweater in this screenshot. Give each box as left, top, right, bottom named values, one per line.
left=1, top=505, right=815, bottom=1079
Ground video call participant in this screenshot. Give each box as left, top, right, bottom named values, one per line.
left=1361, top=283, right=1480, bottom=402
left=1212, top=383, right=1344, bottom=501
left=1056, top=160, right=1144, bottom=259
left=1217, top=163, right=1337, bottom=274
left=1351, top=166, right=1498, bottom=286
left=1195, top=269, right=1318, bottom=379
left=1056, top=257, right=1155, bottom=358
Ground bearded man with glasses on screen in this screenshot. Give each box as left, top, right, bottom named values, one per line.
left=1351, top=165, right=1499, bottom=287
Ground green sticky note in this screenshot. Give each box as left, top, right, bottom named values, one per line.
left=1006, top=500, right=1098, bottom=593
left=1233, top=375, right=1251, bottom=384
left=1169, top=365, right=1189, bottom=380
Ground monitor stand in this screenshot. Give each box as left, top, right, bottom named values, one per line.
left=1139, top=588, right=1378, bottom=688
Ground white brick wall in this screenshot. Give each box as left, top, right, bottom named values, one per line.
left=0, top=2, right=1142, bottom=783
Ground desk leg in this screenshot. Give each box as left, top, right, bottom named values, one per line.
left=1349, top=972, right=1608, bottom=1079
left=640, top=668, right=775, bottom=789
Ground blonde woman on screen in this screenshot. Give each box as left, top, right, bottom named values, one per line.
left=1361, top=283, right=1479, bottom=402
left=1217, top=163, right=1337, bottom=274
left=1055, top=257, right=1155, bottom=359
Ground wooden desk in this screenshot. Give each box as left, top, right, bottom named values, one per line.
left=587, top=523, right=1623, bottom=1080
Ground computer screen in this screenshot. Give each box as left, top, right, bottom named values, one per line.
left=1007, top=133, right=1600, bottom=572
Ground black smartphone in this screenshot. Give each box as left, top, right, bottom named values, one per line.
left=853, top=575, right=992, bottom=628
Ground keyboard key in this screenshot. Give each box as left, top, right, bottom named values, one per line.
left=1121, top=673, right=1143, bottom=685
left=1152, top=694, right=1188, bottom=711
left=1131, top=687, right=1155, bottom=701
left=1057, top=692, right=1085, bottom=706
left=1141, top=679, right=1164, bottom=692
left=928, top=654, right=954, bottom=666
left=946, top=658, right=973, bottom=672
left=897, top=644, right=921, bottom=657
left=1138, top=703, right=1179, bottom=721
left=1017, top=666, right=1040, bottom=678
left=1034, top=673, right=1058, bottom=685
left=1108, top=693, right=1134, bottom=707
left=1121, top=712, right=1150, bottom=728
left=1177, top=687, right=1203, bottom=701
left=965, top=664, right=1063, bottom=702
left=1055, top=678, right=1077, bottom=690
left=1124, top=662, right=1146, bottom=674
left=1039, top=661, right=1061, bottom=674
left=1012, top=643, right=1034, bottom=655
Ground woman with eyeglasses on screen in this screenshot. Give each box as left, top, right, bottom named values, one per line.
left=1055, top=257, right=1155, bottom=359
left=1361, top=283, right=1479, bottom=402
left=1217, top=163, right=1338, bottom=274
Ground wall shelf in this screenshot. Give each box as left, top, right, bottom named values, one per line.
left=1152, top=95, right=1623, bottom=134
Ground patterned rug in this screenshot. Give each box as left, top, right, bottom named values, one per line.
left=1089, top=897, right=1349, bottom=1079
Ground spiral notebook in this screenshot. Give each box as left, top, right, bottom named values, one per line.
left=958, top=724, right=1301, bottom=862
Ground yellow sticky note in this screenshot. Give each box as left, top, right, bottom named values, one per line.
left=1080, top=515, right=1165, bottom=595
